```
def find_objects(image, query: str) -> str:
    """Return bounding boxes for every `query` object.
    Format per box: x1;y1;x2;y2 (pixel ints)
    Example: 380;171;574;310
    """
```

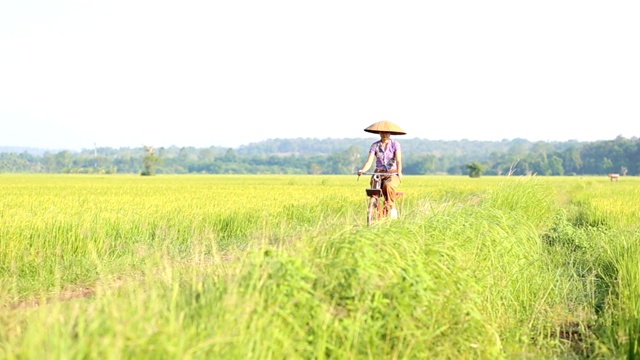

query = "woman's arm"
396;150;403;181
358;153;376;175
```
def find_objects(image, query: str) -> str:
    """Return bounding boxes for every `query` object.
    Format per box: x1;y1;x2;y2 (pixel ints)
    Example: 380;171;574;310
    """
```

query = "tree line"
1;136;638;176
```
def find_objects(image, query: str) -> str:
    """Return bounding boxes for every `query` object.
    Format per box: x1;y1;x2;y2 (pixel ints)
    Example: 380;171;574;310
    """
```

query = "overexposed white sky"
1;1;639;150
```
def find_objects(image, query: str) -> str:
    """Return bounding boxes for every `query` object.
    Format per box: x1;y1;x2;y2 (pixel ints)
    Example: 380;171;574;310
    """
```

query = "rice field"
1;174;639;359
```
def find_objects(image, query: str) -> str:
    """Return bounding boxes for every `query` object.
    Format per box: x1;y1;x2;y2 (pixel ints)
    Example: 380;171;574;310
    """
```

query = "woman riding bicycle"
357;120;406;218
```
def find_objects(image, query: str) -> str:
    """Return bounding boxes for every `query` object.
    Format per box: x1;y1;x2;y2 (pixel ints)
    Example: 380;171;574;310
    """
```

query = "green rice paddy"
1;174;639;359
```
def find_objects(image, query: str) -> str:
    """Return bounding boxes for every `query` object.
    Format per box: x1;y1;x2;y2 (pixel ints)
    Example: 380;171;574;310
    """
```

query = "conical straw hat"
364;120;406;135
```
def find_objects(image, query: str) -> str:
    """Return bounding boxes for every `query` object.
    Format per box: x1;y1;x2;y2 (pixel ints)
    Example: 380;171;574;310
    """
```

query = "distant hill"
1;137;586;158
0;146;69;156
1;136;637;175
234;137;585;158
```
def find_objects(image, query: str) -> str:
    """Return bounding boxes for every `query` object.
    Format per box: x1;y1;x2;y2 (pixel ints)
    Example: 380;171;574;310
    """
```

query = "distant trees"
327;146;361;174
404;154;437;174
1;136;638;175
465;162;484;178
141;146;160;176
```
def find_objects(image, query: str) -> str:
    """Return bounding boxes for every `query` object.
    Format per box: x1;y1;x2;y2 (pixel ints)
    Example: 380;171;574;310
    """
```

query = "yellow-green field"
1;174;639;359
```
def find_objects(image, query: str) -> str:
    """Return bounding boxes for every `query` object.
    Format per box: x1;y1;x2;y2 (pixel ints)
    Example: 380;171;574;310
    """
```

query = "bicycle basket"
366;188;383;197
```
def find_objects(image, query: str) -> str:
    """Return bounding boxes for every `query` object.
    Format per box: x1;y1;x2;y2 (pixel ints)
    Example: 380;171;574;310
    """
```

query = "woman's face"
379;132;391;141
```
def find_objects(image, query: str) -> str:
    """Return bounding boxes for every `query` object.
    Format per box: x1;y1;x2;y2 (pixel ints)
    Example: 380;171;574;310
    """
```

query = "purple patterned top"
369;139;401;171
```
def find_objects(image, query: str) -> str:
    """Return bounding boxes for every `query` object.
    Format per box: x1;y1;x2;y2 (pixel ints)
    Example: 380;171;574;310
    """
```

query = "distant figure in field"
608;173;620;182
357;120;406;219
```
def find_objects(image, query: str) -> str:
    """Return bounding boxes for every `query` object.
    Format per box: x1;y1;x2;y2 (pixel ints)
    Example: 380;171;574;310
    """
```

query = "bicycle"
358;172;404;226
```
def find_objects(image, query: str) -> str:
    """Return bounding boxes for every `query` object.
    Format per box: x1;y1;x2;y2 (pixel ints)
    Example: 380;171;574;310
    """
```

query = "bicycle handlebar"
357;172;399;181
359;172;398;176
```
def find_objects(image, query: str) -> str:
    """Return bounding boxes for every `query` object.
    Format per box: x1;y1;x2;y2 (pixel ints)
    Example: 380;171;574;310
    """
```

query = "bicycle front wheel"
367;196;379;226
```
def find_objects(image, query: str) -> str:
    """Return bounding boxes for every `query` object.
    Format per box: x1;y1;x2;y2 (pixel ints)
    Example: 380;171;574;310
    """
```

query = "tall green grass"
1;174;639;358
